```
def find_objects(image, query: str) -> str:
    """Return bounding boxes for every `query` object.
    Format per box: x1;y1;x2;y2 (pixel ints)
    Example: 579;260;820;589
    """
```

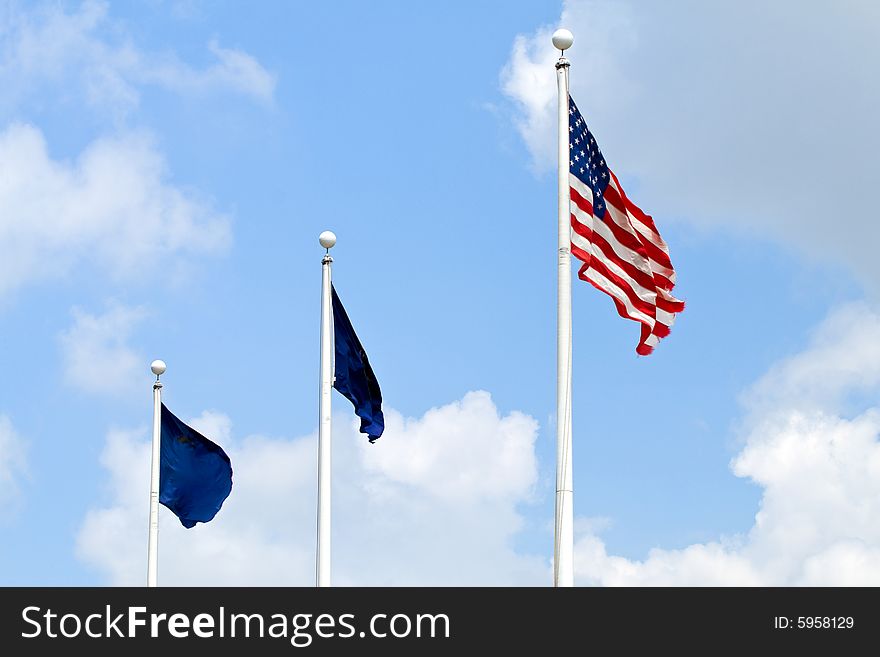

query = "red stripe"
652;270;676;293
652;322;671;338
638;324;654;355
656;295;685;313
570;243;592;267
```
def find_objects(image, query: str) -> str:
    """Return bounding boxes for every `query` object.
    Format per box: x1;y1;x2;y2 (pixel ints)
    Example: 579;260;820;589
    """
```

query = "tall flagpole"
553;28;575;588
147;358;166;588
317;230;337;587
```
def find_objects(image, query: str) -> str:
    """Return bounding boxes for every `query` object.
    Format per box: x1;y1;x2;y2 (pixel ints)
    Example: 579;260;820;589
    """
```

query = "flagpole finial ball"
552;28;574;52
150;360;167;376
319;231;337;249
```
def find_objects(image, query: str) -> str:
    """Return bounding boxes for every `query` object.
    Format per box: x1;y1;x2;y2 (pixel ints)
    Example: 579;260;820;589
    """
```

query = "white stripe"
644;333;660;347
656;307;676;328
569;174;594;206
583;267;654;327
658;287;683;305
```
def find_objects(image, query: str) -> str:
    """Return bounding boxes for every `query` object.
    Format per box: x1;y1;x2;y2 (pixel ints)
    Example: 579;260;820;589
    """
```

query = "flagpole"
317;230;337;587
553;28;575;588
147;358;166;588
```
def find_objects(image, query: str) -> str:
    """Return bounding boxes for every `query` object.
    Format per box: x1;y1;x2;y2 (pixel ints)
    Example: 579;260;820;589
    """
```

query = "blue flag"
160;403;233;528
332;285;385;443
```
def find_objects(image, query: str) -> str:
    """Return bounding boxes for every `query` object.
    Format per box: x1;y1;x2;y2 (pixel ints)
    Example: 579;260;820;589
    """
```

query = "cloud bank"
0;123;230;297
77;391;548;586
575;302;880;585
0;0;275;115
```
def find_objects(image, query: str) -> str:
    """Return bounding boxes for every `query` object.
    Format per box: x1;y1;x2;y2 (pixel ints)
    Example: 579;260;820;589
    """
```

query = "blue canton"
569;95;610;219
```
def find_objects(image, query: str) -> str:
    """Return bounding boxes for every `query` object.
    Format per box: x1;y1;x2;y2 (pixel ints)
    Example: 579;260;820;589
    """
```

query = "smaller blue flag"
332;285;385;443
160;404;233;528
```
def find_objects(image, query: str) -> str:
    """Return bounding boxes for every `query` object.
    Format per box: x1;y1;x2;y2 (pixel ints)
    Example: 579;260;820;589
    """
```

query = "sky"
0;0;878;586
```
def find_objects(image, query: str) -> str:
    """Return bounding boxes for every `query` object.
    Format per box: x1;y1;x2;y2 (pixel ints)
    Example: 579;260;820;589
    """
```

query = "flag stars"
570;103;613;211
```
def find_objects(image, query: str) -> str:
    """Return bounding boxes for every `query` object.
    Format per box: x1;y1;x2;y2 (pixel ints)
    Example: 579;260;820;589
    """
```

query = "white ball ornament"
552;28;574;52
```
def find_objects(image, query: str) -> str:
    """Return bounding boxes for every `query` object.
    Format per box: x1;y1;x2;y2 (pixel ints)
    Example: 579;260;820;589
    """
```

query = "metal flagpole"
317;230;337;587
553;28;575;588
147;358;166;587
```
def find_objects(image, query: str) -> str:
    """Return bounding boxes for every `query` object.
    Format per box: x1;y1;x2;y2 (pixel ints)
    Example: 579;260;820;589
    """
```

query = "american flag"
568;95;684;355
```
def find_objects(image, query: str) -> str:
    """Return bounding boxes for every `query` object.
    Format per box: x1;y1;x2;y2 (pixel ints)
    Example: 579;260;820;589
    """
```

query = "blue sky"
1;0;878;585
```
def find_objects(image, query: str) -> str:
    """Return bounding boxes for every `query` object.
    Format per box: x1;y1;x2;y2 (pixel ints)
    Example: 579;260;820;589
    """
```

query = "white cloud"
574;302;880;586
0;122;230;296
742;302;880;417
501;0;880;288
0;415;27;513
0;0;276;115
59;303;147;396
76;391;548;586
138;39;275;103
